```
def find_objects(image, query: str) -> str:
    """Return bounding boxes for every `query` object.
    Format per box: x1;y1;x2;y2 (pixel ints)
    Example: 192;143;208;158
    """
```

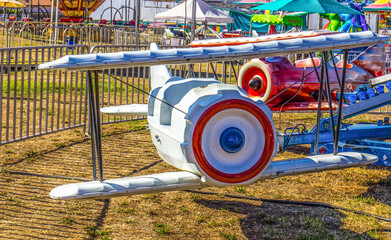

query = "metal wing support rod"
322;51;337;146
334;49;349;155
87;71;104;182
313;49;349;155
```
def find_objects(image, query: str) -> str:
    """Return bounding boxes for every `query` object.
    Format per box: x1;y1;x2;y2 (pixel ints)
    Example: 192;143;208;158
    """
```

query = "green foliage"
60;217;74;225
354;195;376;206
154;222;172;235
234;185;246;193
25;151;39;162
365;229;387;240
256;212;277;225
114;204;135;213
220;231;237;240
85;226;112;238
55;142;66;147
195;214;210;223
0;167;8;174
298;229;335;240
123;219;133;224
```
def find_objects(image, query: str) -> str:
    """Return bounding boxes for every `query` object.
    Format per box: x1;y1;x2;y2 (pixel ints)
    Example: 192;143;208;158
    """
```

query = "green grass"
85;226;112;238
220;231;237;240
154;222;172;235
0;167;8;174
123;219;133;224
60;217;74;225
1;72;149;101
114;206;135;214
354;195;376;206
25;150;39;162
234;185;246;193
256;212;277;225
365;229;388;240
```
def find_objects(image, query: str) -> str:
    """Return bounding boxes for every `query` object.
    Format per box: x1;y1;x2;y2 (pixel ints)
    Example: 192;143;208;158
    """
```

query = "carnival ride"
236;43;384;111
39;30;391;200
321;2;370;33
54;0;106;22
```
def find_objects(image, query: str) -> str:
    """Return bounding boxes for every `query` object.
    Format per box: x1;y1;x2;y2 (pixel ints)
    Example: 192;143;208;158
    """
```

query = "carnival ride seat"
294;58;321;68
335;60;353;69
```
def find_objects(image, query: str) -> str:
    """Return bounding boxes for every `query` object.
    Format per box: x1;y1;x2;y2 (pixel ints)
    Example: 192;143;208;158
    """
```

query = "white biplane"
39;30;389;200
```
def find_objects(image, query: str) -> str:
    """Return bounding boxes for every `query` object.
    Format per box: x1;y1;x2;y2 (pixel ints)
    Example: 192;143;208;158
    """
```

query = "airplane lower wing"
100;104;148;116
50;152;377;200
50;171;203;200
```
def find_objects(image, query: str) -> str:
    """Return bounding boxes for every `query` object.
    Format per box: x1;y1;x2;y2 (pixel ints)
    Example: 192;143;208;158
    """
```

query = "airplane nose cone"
248;76;263;91
219;127;245;153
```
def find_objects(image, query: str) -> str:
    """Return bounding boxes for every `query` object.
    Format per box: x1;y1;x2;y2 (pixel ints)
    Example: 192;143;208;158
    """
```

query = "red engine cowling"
238;56;372;108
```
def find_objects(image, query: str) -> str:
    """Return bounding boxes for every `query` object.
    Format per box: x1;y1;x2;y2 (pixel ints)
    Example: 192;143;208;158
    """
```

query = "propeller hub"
248;76;263;91
219;127;245;154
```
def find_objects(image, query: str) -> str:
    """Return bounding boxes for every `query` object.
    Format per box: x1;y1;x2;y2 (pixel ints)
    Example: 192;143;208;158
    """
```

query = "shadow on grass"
197;199;363;240
285;145;311;156
86;199;111;240
364;165;391;207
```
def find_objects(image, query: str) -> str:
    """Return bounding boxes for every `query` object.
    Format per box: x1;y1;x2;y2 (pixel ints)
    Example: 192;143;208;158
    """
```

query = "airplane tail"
150;43;172;90
352;43;386;77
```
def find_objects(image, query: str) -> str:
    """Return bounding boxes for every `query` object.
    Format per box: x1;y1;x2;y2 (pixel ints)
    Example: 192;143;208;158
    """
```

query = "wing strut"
87;71;104;182
312;49;349;155
334;49;349;155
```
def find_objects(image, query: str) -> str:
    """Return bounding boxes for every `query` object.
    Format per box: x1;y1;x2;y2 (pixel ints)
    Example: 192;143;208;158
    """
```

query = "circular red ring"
192;99;275;184
241;67;268;98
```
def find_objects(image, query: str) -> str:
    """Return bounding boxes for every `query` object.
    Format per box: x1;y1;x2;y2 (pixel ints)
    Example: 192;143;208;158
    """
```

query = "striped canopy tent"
155;0;233;23
363;0;391;12
234;0;270;5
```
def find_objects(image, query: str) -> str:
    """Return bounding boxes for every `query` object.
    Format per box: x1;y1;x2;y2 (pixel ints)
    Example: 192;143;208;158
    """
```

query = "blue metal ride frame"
282;72;391;166
284;119;391;166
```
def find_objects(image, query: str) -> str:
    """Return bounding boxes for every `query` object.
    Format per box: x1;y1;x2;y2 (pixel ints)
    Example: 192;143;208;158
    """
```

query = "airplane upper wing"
39;31;389;72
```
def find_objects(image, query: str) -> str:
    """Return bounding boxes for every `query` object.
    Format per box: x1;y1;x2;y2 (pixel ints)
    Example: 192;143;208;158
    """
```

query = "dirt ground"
1;116;391;240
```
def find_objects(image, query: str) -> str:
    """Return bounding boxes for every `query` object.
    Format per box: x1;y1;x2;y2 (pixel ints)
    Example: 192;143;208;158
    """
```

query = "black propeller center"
248;76;263;91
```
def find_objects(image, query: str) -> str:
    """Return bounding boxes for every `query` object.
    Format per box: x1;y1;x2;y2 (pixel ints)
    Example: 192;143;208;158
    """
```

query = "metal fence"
0;44;390;146
0;22;167;48
0;45;90;145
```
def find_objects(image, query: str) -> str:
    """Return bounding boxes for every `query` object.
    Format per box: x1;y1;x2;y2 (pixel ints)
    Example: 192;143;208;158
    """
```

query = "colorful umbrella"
0;0;25;8
363;0;391;11
252;0;363;15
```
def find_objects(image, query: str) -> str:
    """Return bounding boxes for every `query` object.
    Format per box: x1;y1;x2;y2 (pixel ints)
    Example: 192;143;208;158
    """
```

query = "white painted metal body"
148;77;278;186
100;104;148;116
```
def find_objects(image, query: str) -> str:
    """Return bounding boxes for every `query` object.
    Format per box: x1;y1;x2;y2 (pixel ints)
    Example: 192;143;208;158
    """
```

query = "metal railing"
0;45;89;145
0;22;167;48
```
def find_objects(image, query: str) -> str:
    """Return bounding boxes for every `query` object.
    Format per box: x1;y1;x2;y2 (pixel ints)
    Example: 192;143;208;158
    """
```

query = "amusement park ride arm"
39;31;389;200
